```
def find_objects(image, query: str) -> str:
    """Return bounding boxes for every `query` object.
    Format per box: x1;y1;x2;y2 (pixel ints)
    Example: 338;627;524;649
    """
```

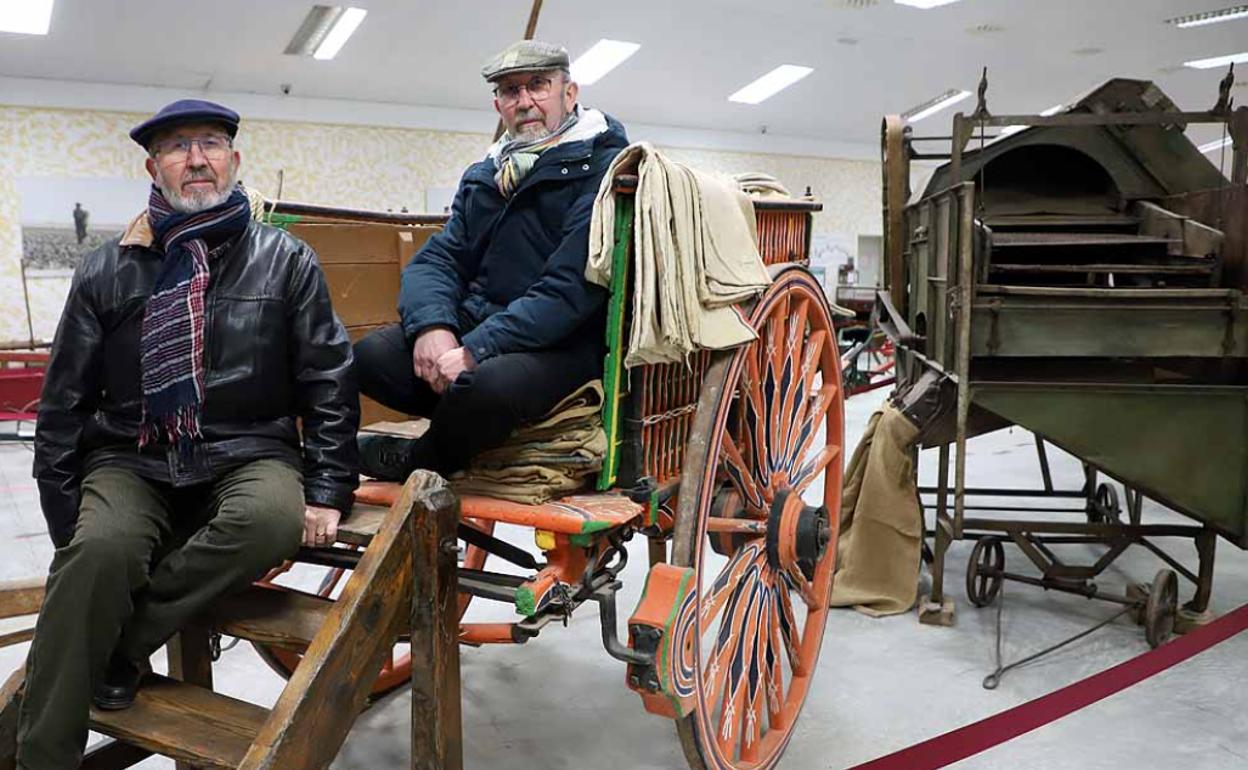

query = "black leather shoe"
357;433;417;481
92;655;149;711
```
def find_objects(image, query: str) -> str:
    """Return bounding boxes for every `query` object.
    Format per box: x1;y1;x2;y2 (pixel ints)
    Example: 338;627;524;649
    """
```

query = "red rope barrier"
849;602;1248;770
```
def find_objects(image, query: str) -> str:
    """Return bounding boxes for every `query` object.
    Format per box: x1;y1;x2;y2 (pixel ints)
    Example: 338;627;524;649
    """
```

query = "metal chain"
983;583;1135;690
209;631;242;662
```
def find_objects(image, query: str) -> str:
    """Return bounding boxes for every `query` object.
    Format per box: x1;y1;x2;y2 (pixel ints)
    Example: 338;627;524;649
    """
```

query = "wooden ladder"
0;471;462;770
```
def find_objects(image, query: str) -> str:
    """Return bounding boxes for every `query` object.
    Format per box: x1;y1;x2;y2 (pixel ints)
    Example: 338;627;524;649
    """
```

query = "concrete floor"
0;389;1245;769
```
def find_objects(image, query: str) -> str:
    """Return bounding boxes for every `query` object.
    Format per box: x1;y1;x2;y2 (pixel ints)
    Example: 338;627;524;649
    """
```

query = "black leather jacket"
33;220;359;547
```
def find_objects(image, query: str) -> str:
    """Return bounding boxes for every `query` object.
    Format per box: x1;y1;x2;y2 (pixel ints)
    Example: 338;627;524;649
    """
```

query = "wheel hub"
766;489;831;582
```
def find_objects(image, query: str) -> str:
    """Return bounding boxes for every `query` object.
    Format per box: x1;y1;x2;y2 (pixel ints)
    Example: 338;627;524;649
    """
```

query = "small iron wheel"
966;537;1005;608
1144;568;1178;649
1086;483;1121;525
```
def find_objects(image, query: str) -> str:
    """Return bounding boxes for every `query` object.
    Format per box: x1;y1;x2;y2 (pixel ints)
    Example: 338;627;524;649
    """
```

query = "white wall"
0;79;883;345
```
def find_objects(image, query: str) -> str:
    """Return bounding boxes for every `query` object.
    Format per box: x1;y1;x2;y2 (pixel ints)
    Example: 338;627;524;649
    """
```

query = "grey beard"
515;122;552;141
160;168;238;213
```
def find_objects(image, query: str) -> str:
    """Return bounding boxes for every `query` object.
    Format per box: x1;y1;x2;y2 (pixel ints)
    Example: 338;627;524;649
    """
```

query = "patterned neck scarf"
140;183;251;448
494;109;580;197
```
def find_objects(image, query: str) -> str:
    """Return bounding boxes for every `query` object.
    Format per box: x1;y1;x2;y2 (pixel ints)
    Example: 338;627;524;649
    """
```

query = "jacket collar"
119;210;254;255
120;211;154;248
465;111;627;188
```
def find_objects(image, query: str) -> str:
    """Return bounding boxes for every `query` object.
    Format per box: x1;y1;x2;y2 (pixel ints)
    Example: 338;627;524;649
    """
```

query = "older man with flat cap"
18;99;358;768
355;40;628;480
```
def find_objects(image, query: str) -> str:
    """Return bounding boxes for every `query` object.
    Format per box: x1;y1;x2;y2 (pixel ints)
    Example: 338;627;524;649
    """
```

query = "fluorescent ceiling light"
1199;137;1233;154
902;88;971;123
0;0;54;35
729;65;814;104
313;7;366;60
1167;5;1248;28
895;0;962;8
1183;51;1248;69
570;39;640;85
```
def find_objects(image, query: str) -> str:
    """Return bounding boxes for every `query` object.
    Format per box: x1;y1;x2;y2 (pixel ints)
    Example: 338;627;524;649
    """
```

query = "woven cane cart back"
598;179;821;491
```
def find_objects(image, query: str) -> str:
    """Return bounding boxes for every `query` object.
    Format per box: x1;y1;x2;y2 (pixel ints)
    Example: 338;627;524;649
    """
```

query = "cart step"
89;674;267;770
202;584;334;652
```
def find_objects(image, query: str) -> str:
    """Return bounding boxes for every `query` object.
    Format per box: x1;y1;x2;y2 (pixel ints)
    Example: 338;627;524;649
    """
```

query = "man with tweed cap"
355;40;629;480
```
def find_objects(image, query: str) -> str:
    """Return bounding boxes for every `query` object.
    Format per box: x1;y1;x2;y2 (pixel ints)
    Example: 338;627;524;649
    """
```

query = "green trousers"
17;459;305;770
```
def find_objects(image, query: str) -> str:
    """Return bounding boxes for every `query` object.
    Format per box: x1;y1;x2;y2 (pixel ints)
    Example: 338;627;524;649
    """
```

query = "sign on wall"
17;176;150;273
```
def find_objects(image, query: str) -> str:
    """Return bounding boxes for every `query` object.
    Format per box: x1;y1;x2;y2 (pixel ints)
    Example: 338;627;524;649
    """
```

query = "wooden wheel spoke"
764;305;789;475
764;588;788;731
742;356;769;481
707;517;767;536
775;582;806;677
782;330;828;464
713;572;765;760
788;384;841;480
721;433;766;510
791;569;820;610
700;544;764;630
775;300;811;455
792;444;842;494
703;564;761;722
740;589;774;762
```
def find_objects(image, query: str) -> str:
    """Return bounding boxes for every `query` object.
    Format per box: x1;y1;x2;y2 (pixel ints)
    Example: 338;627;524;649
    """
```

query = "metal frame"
881;73;1247;627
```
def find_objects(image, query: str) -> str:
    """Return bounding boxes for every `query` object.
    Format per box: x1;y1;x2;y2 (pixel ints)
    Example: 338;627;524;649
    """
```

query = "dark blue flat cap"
129;99;240;149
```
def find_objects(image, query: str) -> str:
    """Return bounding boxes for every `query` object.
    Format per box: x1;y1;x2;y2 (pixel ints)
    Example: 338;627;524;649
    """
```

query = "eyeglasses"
493;75;558;104
152;134;233;164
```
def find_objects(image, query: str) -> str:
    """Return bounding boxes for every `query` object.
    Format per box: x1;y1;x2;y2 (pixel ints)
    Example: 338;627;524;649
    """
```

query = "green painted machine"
876;73;1248;642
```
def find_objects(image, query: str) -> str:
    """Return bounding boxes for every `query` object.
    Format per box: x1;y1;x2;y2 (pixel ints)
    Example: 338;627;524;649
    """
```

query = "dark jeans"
16;460;304;770
353;324;602;474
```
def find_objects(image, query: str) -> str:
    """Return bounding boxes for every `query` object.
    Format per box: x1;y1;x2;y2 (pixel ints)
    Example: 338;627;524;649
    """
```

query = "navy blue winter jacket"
398;112;629;364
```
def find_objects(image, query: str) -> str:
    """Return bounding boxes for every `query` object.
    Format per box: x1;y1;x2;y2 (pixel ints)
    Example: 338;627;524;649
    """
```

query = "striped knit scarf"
140;184;251;448
494;110;580;197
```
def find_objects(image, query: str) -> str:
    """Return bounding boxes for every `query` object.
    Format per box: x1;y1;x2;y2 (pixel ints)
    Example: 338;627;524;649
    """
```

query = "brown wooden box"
290;223;441;427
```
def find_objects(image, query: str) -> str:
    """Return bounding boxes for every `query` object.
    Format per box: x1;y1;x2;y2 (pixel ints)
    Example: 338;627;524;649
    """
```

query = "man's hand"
412;327;459;389
432;346;476;393
303;504;341;547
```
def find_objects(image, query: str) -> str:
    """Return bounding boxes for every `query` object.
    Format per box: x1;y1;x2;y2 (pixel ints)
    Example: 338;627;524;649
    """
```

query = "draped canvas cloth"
586;143;772;367
449;380;607;504
829;402;924;617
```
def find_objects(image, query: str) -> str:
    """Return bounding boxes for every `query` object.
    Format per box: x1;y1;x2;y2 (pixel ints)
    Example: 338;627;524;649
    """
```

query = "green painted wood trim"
263;212;303;230
658;568;696;714
514;586;536;617
597;194;636;491
578;519;614;535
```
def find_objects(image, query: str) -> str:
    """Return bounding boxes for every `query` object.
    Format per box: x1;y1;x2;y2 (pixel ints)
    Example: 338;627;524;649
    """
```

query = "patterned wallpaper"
0;105;882;345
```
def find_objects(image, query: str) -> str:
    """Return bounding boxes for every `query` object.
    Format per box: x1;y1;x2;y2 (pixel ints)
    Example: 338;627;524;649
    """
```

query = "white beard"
158;165;239;213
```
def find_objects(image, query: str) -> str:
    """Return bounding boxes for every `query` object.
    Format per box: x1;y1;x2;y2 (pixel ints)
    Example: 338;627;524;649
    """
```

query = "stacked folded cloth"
449;380;607;505
732;171;792;199
587;142;773;367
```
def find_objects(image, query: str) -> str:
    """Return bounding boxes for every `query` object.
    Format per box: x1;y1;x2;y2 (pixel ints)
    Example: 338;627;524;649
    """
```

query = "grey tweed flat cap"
482;40;570;82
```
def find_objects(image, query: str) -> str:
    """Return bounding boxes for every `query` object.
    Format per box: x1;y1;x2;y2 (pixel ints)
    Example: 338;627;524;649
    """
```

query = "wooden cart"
0;178;843;769
271;178;844;768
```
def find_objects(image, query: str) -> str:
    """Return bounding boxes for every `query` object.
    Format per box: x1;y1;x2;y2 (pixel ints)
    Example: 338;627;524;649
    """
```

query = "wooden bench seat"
350;481;643;540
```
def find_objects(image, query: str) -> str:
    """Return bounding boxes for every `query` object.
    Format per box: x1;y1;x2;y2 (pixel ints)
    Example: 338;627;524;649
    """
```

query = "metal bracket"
1213;63;1235;115
588;578;654;668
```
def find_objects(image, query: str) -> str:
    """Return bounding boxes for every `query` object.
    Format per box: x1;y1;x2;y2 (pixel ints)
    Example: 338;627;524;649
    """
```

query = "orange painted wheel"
252;517;494;701
672;268;844;769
